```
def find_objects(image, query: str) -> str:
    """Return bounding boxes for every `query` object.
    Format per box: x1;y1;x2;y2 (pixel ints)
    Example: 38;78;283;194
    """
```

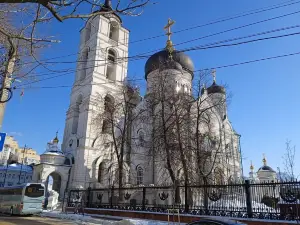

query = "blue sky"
3;0;300;177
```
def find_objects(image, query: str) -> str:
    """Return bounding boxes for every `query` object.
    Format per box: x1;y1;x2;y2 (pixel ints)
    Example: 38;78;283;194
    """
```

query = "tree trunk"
0;44;16;130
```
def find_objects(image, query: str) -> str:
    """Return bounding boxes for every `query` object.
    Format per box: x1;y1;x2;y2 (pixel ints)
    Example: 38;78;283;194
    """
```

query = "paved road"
0;215;77;225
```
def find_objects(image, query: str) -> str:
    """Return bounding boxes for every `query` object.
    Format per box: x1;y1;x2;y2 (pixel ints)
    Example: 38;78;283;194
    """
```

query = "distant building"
15;147;40;165
249;155;277;182
0;135;40;166
0;163;33;187
0;136;19;165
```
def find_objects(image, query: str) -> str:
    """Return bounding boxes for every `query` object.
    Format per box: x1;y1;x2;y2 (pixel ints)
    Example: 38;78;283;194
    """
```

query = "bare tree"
282;140;298;181
0;0;152;22
0;4;57;128
0;0;151;127
92;81;141;196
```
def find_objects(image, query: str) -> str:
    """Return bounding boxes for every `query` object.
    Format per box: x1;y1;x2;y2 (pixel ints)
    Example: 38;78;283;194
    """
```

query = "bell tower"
61;1;129;188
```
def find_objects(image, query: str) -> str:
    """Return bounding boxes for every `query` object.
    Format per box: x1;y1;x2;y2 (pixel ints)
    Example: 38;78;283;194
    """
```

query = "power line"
15;50;300;90
13;0;300;67
183;31;300;52
14;26;300;87
42;9;300;66
131;0;300;44
38;24;300;65
143;9;300;55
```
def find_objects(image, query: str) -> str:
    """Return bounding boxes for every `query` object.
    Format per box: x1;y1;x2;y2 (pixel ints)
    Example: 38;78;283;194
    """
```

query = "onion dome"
145;18;194;80
257;154;275;172
53;132;59;144
206;80;226;95
145;50;194;80
250;161;254;171
201;69;226;95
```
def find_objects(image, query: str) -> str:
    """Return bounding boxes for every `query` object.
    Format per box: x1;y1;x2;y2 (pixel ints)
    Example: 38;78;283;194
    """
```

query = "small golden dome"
53;132;59;144
262;154;267;166
250;161;254;170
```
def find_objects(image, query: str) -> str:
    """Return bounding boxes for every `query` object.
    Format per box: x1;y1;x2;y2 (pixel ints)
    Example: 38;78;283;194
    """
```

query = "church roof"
206;80;226;95
258;165;276;173
42;151;65;156
0;163;33;172
145;50;194;80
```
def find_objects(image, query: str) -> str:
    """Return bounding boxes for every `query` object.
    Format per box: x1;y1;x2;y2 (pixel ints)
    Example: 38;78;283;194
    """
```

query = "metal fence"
67;180;300;221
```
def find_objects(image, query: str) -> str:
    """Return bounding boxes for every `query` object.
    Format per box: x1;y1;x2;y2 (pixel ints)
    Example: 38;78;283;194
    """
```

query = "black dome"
258;165;275;172
145;50;194;80
206;81;226;95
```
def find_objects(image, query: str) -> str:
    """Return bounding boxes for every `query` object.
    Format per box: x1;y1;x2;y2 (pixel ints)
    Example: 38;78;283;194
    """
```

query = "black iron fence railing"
67;180;300;221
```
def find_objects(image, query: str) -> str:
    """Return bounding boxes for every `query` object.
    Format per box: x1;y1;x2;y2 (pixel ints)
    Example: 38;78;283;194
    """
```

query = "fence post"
87;187;91;208
68;190;72;207
142;187;146;210
184;181;189;213
110;185;114;208
244;180;253;218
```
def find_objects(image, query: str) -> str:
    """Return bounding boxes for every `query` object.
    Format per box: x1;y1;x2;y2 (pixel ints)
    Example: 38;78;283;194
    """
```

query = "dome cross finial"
250;160;254;171
212;69;216;83
262;153;267;166
53;131;59;144
164;18;175;57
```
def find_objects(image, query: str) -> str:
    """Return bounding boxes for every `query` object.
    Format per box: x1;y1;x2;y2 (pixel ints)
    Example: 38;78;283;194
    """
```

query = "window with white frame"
109;21;119;42
136;166;143;185
138;130;145;147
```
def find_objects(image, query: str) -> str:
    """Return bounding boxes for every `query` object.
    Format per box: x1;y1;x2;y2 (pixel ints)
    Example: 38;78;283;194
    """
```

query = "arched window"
102;119;111;134
80;49;89;80
138;130;145;147
106;49;117;81
108;50;116;63
214;168;224;185
72;95;82;134
98;162;105;183
136;166;143;185
109;21;119;42
104;95;115;113
184;85;187;93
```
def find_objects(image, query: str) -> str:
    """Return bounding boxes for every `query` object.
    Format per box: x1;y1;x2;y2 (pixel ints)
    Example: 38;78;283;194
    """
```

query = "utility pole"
0;43;17;131
18;144;26;184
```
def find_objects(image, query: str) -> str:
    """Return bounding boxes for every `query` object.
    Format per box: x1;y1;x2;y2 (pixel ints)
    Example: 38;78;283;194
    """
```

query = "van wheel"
10;208;13;216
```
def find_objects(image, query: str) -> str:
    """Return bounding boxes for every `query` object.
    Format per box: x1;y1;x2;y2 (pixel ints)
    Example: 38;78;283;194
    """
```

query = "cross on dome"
262;153;267;166
212;69;217;83
164;18;175;56
53;131;59;144
250;161;254;171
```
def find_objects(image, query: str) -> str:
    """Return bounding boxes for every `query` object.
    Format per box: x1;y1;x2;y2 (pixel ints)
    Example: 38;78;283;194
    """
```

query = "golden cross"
164;18;175;41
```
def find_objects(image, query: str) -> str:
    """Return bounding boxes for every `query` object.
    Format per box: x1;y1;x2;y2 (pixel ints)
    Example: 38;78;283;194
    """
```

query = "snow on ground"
41;210;180;225
41;211;98;225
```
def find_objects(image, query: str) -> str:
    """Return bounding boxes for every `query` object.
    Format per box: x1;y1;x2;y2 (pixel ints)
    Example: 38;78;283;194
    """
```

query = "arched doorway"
46;172;62;197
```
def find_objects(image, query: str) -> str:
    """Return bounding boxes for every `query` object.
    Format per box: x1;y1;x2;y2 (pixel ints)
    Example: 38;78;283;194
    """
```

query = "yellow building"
15;147;40;165
4;136;19;150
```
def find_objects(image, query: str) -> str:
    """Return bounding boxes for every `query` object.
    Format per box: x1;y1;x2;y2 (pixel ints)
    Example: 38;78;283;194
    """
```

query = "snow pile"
125;219;174;225
41;211;92;224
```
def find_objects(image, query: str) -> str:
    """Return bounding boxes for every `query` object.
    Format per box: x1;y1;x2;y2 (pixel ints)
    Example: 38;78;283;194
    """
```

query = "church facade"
59;2;243;192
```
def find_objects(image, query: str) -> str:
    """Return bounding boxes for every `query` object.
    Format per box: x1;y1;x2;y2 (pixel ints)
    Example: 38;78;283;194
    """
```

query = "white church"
32;0;243;200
